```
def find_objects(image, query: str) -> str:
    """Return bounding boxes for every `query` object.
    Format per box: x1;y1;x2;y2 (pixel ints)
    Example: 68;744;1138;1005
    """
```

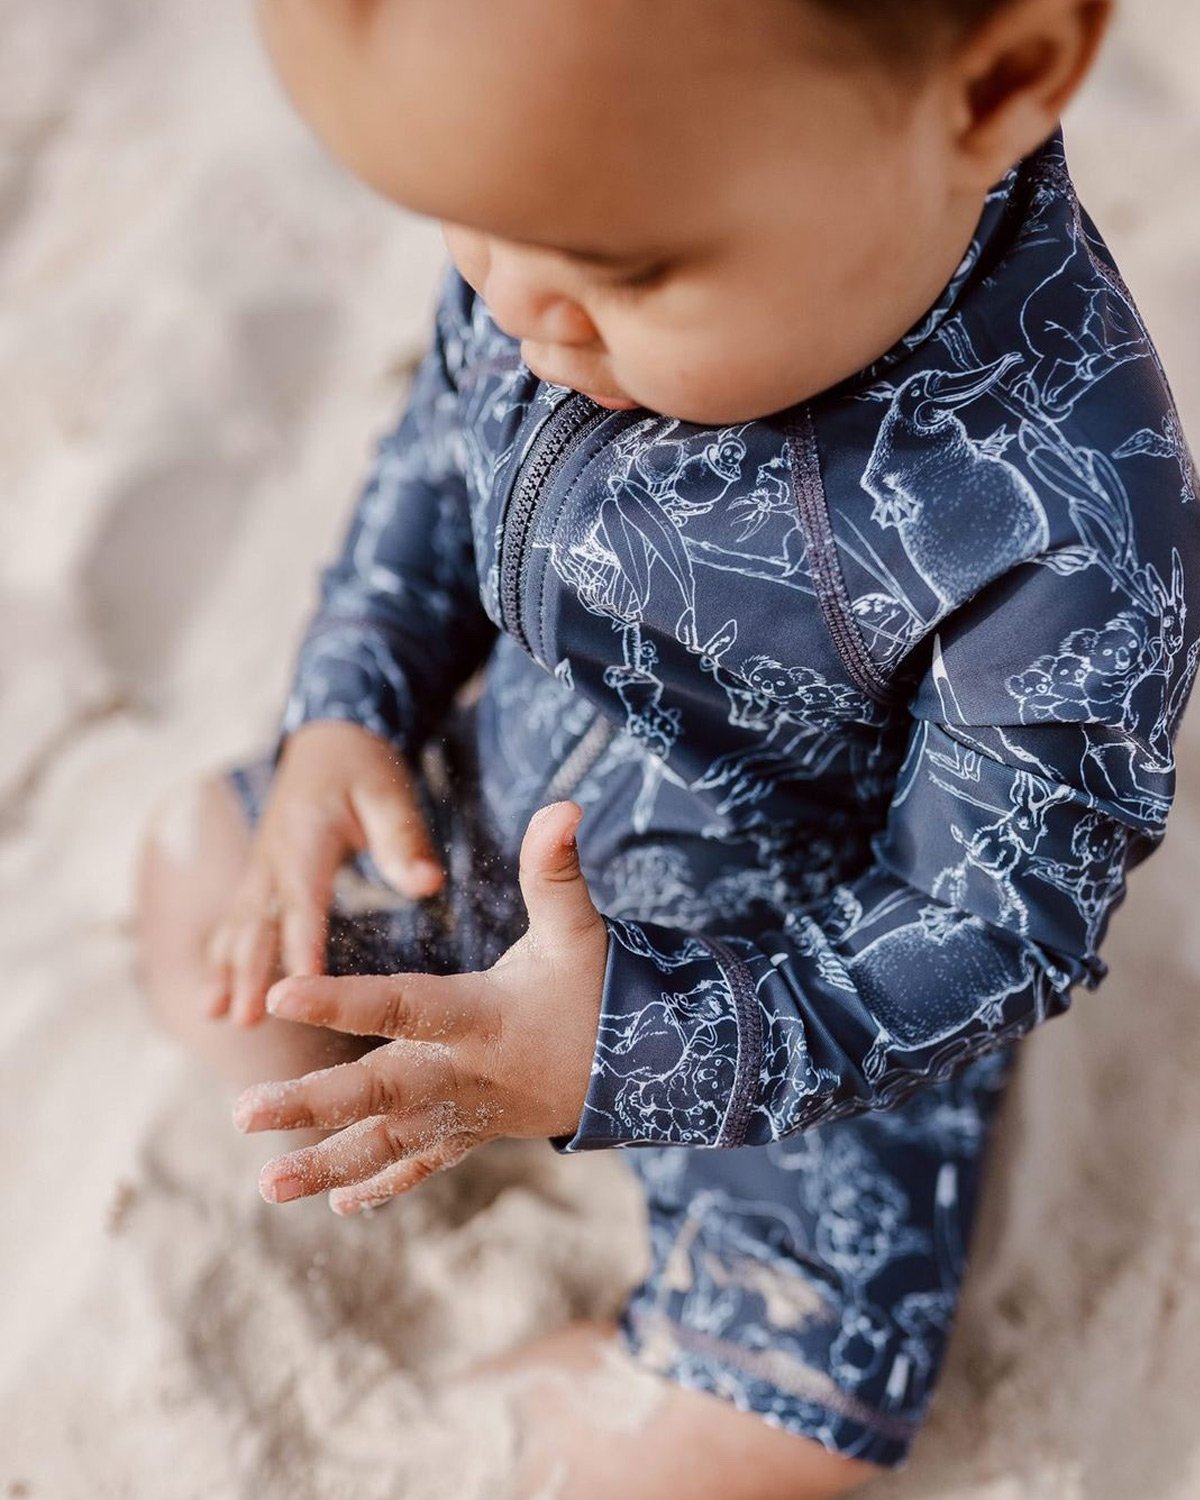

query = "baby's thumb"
518;801;598;946
349;780;444;899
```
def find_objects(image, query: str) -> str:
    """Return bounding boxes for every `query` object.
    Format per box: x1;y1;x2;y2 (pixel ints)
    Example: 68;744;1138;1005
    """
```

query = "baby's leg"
133;770;379;1145
451;1042;1019;1499
457;1320;878;1500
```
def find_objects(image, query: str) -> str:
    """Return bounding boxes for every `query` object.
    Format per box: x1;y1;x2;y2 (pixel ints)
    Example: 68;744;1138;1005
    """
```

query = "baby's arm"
274;261;495;767
547;538;1200;1152
206;264;495;1023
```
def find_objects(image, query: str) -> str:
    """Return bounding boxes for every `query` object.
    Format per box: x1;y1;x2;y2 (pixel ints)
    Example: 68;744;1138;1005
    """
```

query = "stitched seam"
628;1313;921;1442
700;936;762;1149
785;409;901;707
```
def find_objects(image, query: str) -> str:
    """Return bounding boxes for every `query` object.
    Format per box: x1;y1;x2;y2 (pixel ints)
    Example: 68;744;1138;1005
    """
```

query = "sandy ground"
2;4;1199;1497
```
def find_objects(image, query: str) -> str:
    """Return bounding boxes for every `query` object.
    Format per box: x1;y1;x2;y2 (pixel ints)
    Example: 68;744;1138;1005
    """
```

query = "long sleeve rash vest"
276;130;1200;1153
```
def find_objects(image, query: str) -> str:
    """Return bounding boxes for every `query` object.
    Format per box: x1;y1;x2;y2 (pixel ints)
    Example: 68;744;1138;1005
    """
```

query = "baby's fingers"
252;1107;452;1205
279;897;329;981
349;774;444;899
228;907;282;1027
272;815;343;977
328;1130;478;1215
265;970;480;1042
233;1038;453;1135
202;921;234;1020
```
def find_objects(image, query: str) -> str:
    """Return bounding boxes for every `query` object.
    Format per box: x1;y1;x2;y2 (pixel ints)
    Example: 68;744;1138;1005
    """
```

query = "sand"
2;3;1199;1496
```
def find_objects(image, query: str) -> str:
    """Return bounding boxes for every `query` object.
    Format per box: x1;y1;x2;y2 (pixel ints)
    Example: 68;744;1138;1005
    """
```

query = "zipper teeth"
499;393;611;654
545;711;615;800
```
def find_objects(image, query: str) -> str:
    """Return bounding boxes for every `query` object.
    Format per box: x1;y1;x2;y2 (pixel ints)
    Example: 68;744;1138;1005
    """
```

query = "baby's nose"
492;285;594;346
488;281;598;348
442;225;599;349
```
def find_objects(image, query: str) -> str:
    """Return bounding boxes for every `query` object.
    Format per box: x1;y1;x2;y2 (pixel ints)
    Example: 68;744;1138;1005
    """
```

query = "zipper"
544;708;615;801
499;386;648;800
498;390;613;656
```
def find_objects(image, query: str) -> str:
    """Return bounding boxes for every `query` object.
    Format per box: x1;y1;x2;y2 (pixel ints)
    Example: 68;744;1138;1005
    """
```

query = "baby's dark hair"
806;0;1012;58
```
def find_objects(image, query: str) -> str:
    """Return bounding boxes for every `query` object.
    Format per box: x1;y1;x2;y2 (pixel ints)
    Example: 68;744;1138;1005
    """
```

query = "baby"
135;0;1200;1495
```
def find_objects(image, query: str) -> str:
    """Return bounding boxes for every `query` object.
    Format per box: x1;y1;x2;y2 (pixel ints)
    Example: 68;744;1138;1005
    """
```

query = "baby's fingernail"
236;1081;285;1129
232;1092;265;1131
265;986;301;1018
261;1172;303;1204
330;1196;358;1216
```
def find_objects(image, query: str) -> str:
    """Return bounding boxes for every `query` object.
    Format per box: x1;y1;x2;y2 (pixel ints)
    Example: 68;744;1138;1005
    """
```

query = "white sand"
1;4;1199;1496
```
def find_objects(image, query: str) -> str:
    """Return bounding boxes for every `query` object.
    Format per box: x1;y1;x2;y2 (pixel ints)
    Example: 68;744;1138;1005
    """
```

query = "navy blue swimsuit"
224;129;1200;1467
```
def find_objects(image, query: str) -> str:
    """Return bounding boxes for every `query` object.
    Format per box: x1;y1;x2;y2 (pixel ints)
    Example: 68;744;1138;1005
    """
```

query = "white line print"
861;355;1049;613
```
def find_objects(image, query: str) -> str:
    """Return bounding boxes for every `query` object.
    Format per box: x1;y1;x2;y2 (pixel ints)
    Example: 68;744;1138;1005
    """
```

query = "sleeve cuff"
272;629;422;768
547;914;763;1152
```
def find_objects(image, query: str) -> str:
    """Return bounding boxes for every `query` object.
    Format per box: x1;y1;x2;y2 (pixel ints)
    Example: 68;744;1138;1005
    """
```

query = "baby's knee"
137;771;238;878
132;770;248;1012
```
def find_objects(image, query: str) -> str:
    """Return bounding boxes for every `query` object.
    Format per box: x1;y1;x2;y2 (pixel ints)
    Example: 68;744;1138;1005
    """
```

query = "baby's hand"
230;801;606;1212
204;720;445;1027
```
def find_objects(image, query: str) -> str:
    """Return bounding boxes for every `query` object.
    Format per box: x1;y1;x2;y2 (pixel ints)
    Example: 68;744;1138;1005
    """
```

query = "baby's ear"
947;0;1113;188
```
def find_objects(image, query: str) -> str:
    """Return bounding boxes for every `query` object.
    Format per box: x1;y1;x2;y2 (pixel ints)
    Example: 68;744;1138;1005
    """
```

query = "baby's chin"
522;348;640;413
523;344;798;425
568;380;800;426
581;389;640;411
602;369;824;427
627;390;810;427
538;355;812;426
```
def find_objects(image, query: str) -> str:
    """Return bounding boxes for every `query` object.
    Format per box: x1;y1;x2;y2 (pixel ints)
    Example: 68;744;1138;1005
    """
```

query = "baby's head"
258;0;1111;424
